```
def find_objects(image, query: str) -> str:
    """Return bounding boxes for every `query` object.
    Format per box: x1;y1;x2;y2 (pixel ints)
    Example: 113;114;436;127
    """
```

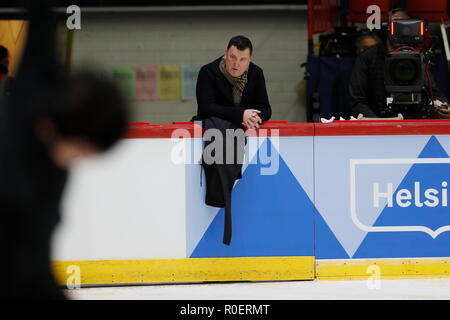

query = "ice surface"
66;278;450;300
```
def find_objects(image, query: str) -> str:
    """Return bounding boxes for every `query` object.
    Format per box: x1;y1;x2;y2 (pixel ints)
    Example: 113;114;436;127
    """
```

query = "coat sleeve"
425;65;449;104
196;66;246;124
253;69;272;122
349;53;377;117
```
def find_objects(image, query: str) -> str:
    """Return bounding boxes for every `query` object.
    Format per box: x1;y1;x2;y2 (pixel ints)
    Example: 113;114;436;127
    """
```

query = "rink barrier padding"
316;258;450;281
53;120;450;284
53;256;315;286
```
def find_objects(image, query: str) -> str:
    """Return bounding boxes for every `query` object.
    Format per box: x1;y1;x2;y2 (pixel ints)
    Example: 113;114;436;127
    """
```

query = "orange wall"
0;20;27;76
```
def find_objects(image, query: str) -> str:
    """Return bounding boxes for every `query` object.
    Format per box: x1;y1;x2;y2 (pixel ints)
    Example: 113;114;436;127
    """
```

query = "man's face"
224;45;251;78
35;118;99;169
357;37;379;54
50;138;98;169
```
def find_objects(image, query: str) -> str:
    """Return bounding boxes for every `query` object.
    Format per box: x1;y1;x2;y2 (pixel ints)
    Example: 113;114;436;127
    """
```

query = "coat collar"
210;56;254;103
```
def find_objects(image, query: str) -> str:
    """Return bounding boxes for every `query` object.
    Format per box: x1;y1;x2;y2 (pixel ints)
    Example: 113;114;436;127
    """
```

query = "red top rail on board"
124;120;450;139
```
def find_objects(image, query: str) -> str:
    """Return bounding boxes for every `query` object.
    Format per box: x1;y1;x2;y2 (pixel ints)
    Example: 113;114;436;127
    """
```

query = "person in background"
0;1;129;300
0;45;13;95
332;33;381;119
0;45;9;77
355;33;381;55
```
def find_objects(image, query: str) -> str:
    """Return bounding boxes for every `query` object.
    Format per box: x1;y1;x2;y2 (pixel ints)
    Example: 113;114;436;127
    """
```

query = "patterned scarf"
219;57;248;106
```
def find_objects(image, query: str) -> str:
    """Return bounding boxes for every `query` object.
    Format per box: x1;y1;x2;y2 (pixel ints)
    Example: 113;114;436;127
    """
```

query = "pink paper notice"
135;66;157;101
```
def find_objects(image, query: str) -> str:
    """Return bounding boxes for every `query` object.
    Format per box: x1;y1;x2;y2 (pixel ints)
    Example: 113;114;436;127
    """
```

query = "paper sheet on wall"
112;67;135;101
135;66;157;101
157;65;181;100
181;65;200;101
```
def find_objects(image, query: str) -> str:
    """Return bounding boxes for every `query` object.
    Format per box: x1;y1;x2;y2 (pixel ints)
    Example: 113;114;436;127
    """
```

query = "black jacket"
332;68;353;119
195;57;272;124
349;43;448;118
0;2;67;300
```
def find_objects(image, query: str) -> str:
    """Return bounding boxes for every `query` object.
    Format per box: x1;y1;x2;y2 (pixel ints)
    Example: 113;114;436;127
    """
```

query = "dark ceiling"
0;0;308;8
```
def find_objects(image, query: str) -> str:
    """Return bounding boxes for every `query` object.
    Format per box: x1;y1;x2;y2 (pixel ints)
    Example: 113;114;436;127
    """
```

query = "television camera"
383;18;440;118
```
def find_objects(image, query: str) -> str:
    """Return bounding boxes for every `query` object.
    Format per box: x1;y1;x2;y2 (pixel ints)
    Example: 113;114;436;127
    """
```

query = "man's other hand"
435;103;450;119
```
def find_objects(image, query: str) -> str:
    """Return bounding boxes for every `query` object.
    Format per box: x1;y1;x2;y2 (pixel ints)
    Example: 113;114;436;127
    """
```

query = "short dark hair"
38;71;129;151
355;33;381;47
227;35;253;55
388;8;411;21
0;45;8;61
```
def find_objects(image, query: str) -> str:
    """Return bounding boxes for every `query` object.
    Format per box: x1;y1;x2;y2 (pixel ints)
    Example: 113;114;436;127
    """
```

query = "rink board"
52;121;450;285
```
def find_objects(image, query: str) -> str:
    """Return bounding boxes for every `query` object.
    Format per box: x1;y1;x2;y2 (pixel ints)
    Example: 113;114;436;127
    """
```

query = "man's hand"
434;103;450;119
242;109;262;129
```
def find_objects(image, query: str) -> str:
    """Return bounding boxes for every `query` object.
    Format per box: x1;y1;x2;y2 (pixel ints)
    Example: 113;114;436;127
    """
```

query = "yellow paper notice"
157;65;181;100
